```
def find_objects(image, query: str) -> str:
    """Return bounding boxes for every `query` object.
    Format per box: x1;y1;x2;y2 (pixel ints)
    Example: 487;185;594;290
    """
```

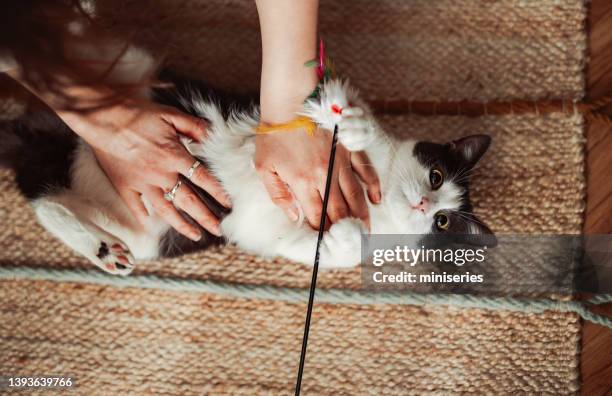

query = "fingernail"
369;190;381;204
190;231;202;241
211;224;223;237
223;194;233;208
289;208;299;222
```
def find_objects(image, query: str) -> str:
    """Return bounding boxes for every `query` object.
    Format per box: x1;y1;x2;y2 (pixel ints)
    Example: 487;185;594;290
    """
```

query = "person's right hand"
59;98;231;241
255;127;381;229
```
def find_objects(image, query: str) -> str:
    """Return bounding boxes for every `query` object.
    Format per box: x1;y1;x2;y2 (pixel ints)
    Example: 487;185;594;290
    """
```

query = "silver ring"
186;160;201;180
163;179;182;202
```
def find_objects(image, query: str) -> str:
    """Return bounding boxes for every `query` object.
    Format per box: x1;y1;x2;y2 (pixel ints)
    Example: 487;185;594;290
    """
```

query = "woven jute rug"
0;0;587;394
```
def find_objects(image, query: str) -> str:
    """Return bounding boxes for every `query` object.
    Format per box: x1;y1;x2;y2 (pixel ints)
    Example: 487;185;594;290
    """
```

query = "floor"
581;0;612;394
0;2;609;392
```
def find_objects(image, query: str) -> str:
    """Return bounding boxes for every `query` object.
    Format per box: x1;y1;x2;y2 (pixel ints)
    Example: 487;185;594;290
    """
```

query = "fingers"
143;186;203;242
172;182;222;236
339;166;370;228
163;110;208;142
260;170;300;222
119;189;149;227
293;184;324;229
163;108;229;208
324;172;350;224
177;155;231;208
351;151;381;204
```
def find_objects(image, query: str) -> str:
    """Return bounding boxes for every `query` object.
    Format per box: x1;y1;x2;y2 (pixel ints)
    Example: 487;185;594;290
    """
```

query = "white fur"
33;79;466;274
34;199;135;275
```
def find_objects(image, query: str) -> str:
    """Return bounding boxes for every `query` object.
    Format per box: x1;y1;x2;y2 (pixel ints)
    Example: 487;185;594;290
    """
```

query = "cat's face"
386;134;495;245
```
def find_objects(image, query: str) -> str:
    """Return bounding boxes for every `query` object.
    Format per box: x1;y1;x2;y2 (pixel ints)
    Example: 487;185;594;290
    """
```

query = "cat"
0;76;495;275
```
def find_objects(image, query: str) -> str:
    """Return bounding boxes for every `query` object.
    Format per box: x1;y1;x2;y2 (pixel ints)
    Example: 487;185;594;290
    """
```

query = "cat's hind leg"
319;217;366;268
33;197;135;275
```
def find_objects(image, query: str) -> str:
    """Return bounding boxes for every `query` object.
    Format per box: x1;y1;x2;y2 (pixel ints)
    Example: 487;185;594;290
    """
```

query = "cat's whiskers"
455;210;488;227
451;166;474;184
392;155;418;186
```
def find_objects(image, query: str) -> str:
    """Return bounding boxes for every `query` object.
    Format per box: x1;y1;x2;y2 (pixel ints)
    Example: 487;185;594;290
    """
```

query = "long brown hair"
0;0;157;109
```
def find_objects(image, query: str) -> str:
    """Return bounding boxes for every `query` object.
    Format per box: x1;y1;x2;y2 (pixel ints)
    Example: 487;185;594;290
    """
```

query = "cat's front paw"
320;218;366;269
337;107;376;152
94;240;135;276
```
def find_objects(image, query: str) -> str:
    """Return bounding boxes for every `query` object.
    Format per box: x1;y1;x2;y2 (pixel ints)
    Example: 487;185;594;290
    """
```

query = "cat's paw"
337;107;376;151
94;239;135;276
320;218;366;269
301;79;352;131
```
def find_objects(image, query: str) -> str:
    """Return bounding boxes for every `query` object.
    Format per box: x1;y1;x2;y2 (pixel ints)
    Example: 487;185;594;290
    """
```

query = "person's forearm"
8;68;116;108
5;37;154;117
5;69;126;146
256;0;319;124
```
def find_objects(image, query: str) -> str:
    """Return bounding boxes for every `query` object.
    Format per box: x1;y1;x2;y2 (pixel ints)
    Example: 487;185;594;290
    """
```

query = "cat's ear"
462;214;497;247
448;212;497;247
451;134;491;168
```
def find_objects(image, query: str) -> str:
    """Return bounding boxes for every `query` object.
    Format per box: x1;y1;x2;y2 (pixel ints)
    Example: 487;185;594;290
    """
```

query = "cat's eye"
435;212;449;230
429;168;444;190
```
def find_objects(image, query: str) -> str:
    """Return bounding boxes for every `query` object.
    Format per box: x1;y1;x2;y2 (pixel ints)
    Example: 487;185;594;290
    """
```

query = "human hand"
59;99;231;240
256;0;379;228
255;128;381;229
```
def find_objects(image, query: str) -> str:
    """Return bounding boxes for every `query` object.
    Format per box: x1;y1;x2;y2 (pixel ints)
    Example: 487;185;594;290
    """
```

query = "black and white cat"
0;77;495;275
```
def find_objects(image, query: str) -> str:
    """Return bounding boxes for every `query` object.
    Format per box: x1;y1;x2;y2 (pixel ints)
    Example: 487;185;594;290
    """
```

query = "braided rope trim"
1;266;610;329
369;96;612;124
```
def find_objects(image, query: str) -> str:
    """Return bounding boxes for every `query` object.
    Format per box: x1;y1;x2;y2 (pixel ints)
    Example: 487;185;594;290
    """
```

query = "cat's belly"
219;178;298;257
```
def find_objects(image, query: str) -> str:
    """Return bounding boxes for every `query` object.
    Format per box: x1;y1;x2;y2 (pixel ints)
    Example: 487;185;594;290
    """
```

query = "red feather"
317;39;325;80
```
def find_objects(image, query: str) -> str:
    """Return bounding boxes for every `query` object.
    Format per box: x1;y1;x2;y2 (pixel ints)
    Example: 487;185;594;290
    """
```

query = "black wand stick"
294;125;339;395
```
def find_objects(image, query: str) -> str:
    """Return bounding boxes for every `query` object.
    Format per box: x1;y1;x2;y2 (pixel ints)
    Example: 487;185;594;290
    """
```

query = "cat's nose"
411;197;429;213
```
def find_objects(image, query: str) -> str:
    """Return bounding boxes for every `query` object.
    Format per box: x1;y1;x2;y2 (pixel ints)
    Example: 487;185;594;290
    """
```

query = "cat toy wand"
294;124;339;396
294;39;341;395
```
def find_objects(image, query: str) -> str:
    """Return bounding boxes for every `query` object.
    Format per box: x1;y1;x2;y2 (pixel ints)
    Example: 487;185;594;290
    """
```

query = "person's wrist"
260;65;318;124
56;98;132;148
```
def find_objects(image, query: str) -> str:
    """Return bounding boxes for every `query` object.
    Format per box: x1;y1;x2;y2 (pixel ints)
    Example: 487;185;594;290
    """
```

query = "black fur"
0;71;255;258
158;176;229;257
413;135;495;246
154;71;255;256
154;70;256;118
0;72;495;257
0;111;77;200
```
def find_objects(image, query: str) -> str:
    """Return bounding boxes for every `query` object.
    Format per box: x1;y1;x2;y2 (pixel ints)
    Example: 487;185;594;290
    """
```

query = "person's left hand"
59;98;231;240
